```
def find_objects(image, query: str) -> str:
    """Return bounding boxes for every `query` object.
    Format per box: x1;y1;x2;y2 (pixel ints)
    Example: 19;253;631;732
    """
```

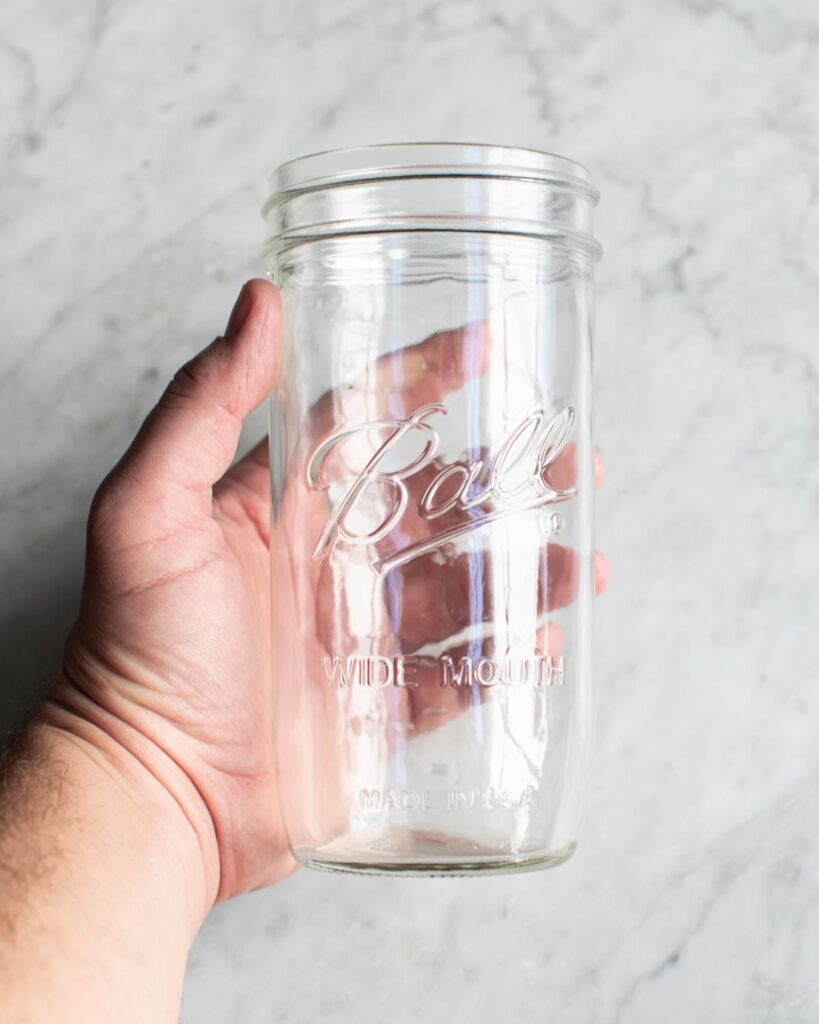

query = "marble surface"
1;0;817;1020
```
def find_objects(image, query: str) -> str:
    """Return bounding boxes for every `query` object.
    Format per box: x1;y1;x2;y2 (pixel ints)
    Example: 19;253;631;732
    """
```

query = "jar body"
264;147;598;876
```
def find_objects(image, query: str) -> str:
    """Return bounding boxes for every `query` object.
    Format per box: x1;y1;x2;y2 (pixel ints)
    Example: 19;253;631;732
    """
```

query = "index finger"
305;319;491;442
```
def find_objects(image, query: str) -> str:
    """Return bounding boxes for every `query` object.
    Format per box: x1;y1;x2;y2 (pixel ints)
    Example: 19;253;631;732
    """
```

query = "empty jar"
261;143;601;876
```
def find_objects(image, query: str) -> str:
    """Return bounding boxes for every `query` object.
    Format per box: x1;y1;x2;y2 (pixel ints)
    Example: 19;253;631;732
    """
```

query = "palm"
62;436;293;900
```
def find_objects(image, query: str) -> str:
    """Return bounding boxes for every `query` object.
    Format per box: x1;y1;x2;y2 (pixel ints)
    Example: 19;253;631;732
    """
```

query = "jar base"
294;841;576;878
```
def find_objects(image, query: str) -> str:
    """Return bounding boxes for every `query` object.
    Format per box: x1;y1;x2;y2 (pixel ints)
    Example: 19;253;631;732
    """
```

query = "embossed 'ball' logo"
306;403;576;575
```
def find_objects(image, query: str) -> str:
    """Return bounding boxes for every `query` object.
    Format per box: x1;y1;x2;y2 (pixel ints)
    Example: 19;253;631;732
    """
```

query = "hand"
55;279;291;906
52;279;610;904
1;280;609;1023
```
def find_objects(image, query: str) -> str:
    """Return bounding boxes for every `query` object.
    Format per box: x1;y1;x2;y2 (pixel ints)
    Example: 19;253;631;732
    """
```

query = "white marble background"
1;0;817;1020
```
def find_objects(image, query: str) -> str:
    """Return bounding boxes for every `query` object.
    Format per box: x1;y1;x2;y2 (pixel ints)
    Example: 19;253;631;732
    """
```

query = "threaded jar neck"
261;143;601;263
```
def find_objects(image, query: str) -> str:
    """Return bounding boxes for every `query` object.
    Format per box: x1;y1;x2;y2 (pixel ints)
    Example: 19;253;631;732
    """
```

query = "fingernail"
225;282;254;340
594;451;606;489
595;550;610;594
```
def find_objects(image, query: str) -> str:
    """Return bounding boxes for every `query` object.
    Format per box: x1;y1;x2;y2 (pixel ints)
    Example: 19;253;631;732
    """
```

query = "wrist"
0;698;216;1021
40;678;220;931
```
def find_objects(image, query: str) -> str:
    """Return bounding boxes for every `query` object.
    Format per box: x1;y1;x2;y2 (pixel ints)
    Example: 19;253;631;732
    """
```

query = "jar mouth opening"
263;142;599;214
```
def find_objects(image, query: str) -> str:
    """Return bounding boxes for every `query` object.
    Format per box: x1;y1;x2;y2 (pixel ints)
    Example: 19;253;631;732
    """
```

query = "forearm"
0;702;212;1023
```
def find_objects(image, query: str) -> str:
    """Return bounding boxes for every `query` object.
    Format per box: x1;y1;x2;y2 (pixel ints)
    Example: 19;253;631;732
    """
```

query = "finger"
595;549;610;594
213;435;272;548
537;620;564;657
374;320;491;410
215;435;270;517
278;320;493;614
541;444;606;493
114;280;281;508
405;622;565;735
595;452;606;490
307;319;491;440
385;541;579;655
387;538;610;655
235;320;492;506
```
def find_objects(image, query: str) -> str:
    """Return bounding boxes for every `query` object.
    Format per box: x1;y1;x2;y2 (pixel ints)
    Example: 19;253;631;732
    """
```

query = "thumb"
116;278;281;505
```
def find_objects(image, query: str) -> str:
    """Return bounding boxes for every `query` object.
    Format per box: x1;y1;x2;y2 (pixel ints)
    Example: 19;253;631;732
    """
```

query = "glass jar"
261;143;601;876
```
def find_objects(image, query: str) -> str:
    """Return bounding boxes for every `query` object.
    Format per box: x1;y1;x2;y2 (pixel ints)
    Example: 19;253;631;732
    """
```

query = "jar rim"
263;142;598;214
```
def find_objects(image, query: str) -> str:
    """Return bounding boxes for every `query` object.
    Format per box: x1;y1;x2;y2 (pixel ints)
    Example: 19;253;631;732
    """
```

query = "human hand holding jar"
51;143;606;900
0;141;607;1024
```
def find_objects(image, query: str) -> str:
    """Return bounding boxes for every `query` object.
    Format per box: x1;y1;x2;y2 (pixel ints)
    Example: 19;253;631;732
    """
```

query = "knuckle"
87;474;129;543
159;358;203;410
160;339;225;412
89;474;115;521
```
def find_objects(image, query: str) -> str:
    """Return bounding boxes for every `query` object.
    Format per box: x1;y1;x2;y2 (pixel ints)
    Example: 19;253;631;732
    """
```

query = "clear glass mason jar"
261;143;601;876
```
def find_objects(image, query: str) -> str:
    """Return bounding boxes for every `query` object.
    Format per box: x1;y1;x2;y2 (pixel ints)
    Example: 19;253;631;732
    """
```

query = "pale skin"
0;280;609;1023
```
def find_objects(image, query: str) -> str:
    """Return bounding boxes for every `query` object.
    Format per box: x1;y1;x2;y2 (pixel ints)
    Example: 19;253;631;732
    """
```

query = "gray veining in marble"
1;0;817;1021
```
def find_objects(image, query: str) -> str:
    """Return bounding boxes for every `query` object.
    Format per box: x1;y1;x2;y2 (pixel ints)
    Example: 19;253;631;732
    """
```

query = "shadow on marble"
0;547;82;746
